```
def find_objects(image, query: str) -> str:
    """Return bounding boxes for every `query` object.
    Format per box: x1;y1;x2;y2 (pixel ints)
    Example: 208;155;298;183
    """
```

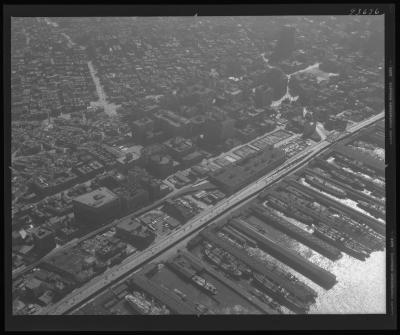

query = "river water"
309;251;386;314
249;232;386;314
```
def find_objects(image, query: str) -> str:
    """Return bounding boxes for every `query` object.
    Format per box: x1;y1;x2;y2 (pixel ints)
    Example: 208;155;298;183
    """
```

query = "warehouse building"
209;146;286;194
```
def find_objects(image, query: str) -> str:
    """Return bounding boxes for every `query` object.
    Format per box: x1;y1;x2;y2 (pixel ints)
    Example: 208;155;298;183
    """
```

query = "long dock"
314;158;385;198
305;167;385;207
130;272;197;314
178;251;279;314
200;229;323;299
249;205;342;261
287;179;385;235
333;144;385;175
227;220;337;289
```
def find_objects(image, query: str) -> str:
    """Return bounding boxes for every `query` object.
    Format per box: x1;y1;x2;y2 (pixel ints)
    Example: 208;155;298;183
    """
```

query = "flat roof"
118;145;143;156
116;217;142;232
73;187;119;208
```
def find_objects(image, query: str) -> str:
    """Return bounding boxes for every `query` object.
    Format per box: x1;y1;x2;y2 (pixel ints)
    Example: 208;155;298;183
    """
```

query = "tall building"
72;187;121;227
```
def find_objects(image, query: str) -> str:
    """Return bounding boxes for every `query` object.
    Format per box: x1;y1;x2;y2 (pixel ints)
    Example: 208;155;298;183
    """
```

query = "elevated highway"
38;112;384;315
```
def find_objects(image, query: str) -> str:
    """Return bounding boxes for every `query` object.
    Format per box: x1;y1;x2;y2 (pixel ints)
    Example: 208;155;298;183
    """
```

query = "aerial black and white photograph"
5;5;395;326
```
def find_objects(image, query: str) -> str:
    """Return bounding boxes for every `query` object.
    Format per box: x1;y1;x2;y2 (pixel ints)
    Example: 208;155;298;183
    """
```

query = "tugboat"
191;275;218;295
304;174;347;198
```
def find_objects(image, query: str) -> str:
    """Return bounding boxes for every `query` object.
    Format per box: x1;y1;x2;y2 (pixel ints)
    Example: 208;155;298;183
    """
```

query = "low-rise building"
115;218;155;250
209;146;286;194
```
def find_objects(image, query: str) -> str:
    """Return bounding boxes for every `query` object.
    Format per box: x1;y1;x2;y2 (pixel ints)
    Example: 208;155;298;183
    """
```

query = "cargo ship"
252;273;313;314
307;201;384;250
266;195;288;212
125;293;151;314
251;288;283;314
335;160;385;195
273;192;316;225
330;210;385;251
217;231;244;250
304;174;347;198
328;169;366;191
334;153;377;178
252;204;341;260
275;191;310;208
317;158;367;191
266;196;314;225
237;262;253;278
311;202;379;251
203;247;242;278
286;185;315;202
210;244;244;277
312;223;369;260
191;275;218;295
125;292;170;315
357;200;385;220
